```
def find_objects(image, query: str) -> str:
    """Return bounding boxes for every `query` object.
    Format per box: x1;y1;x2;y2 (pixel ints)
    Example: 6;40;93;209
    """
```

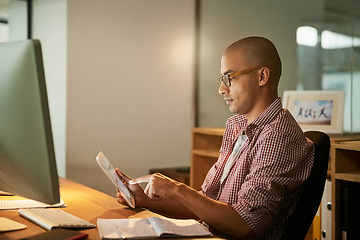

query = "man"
116;36;314;239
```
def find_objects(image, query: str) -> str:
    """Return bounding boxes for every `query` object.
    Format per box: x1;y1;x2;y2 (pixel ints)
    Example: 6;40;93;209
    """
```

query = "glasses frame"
218;65;265;87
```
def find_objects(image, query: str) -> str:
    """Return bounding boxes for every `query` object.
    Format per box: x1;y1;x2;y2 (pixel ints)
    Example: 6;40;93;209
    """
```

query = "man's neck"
244;96;278;123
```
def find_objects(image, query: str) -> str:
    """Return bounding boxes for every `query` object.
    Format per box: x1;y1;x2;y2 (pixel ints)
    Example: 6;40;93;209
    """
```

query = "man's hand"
115;168;149;208
130;173;181;200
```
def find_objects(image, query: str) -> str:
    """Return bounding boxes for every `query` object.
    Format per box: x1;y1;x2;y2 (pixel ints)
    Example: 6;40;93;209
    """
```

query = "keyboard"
18;208;96;230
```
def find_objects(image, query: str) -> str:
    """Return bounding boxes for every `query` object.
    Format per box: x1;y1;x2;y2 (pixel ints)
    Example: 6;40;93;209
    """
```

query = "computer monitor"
0;39;60;204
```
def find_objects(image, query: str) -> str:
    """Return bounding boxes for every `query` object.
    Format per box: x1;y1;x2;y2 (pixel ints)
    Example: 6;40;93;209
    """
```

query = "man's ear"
258;67;270;87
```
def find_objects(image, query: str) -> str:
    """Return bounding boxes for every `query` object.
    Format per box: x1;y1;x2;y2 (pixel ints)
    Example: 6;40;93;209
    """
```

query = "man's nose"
218;81;229;95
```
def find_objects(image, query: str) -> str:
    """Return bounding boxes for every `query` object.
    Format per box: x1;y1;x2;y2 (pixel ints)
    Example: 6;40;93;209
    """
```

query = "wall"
8;0;27;41
196;0;324;127
66;0;195;196
32;0;67;177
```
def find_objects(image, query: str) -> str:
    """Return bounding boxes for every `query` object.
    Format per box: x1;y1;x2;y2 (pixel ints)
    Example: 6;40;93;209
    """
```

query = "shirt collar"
248;97;283;129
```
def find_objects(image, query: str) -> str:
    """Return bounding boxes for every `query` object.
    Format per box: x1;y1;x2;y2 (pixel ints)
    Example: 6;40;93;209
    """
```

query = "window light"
297;26;318;47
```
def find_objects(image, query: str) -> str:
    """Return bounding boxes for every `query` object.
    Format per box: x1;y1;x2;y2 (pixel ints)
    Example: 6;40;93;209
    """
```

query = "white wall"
66;0;195;196
32;0;67;177
8;0;27;41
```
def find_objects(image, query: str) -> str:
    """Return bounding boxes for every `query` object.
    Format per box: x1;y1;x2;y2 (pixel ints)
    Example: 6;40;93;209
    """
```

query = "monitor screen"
0;39;60;204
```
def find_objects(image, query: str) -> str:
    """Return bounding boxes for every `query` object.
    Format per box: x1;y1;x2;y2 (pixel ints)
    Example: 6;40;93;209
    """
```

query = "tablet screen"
96;151;135;208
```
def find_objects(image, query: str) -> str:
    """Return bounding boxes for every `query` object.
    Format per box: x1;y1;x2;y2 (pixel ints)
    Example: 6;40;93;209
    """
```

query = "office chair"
281;131;330;240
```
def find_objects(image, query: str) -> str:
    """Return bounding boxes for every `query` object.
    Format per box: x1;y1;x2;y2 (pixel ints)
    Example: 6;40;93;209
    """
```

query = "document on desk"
0;198;66;210
97;217;212;239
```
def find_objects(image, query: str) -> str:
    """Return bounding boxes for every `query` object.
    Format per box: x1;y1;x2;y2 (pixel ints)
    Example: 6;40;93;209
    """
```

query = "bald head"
224;36;282;82
219;37;282;121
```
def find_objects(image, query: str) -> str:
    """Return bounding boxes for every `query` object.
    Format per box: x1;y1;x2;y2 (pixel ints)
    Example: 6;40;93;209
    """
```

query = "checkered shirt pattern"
201;97;315;240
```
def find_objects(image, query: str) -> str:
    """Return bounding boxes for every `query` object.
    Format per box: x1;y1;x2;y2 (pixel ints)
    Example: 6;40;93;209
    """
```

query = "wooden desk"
1;178;142;239
1;178;219;240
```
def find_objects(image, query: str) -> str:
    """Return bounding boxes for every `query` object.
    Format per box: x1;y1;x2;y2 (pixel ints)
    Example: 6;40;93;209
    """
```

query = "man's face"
218;52;260;118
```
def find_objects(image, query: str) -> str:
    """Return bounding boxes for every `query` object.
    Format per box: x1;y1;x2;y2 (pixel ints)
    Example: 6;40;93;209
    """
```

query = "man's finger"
129;175;152;184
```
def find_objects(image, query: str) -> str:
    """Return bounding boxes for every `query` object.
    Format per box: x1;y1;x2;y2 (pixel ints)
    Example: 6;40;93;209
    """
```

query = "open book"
97;217;212;239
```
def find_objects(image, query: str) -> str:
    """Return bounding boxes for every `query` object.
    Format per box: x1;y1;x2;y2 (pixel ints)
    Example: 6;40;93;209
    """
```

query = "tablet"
96;151;135;208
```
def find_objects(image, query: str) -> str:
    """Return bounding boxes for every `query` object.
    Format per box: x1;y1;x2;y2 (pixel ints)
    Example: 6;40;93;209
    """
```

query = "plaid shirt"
201;97;315;239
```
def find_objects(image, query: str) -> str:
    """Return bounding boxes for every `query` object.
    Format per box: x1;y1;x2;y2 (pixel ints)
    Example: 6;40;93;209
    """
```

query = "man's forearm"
173;183;256;239
143;197;198;219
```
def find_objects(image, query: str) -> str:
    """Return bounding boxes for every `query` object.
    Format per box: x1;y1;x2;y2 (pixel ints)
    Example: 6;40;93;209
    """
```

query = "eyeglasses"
218;66;264;87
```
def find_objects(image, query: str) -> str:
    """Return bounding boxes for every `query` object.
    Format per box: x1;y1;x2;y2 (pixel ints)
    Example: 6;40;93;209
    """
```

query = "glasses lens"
218;76;223;84
218;75;231;87
223;75;230;87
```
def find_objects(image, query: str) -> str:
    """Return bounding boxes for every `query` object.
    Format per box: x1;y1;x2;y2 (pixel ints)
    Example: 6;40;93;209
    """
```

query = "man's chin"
229;107;239;114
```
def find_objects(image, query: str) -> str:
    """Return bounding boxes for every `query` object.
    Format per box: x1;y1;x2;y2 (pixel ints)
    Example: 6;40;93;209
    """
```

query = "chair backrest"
281;131;330;240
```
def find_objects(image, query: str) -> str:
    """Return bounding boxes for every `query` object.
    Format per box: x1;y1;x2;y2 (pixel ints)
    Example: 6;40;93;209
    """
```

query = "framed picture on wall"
282;90;345;134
